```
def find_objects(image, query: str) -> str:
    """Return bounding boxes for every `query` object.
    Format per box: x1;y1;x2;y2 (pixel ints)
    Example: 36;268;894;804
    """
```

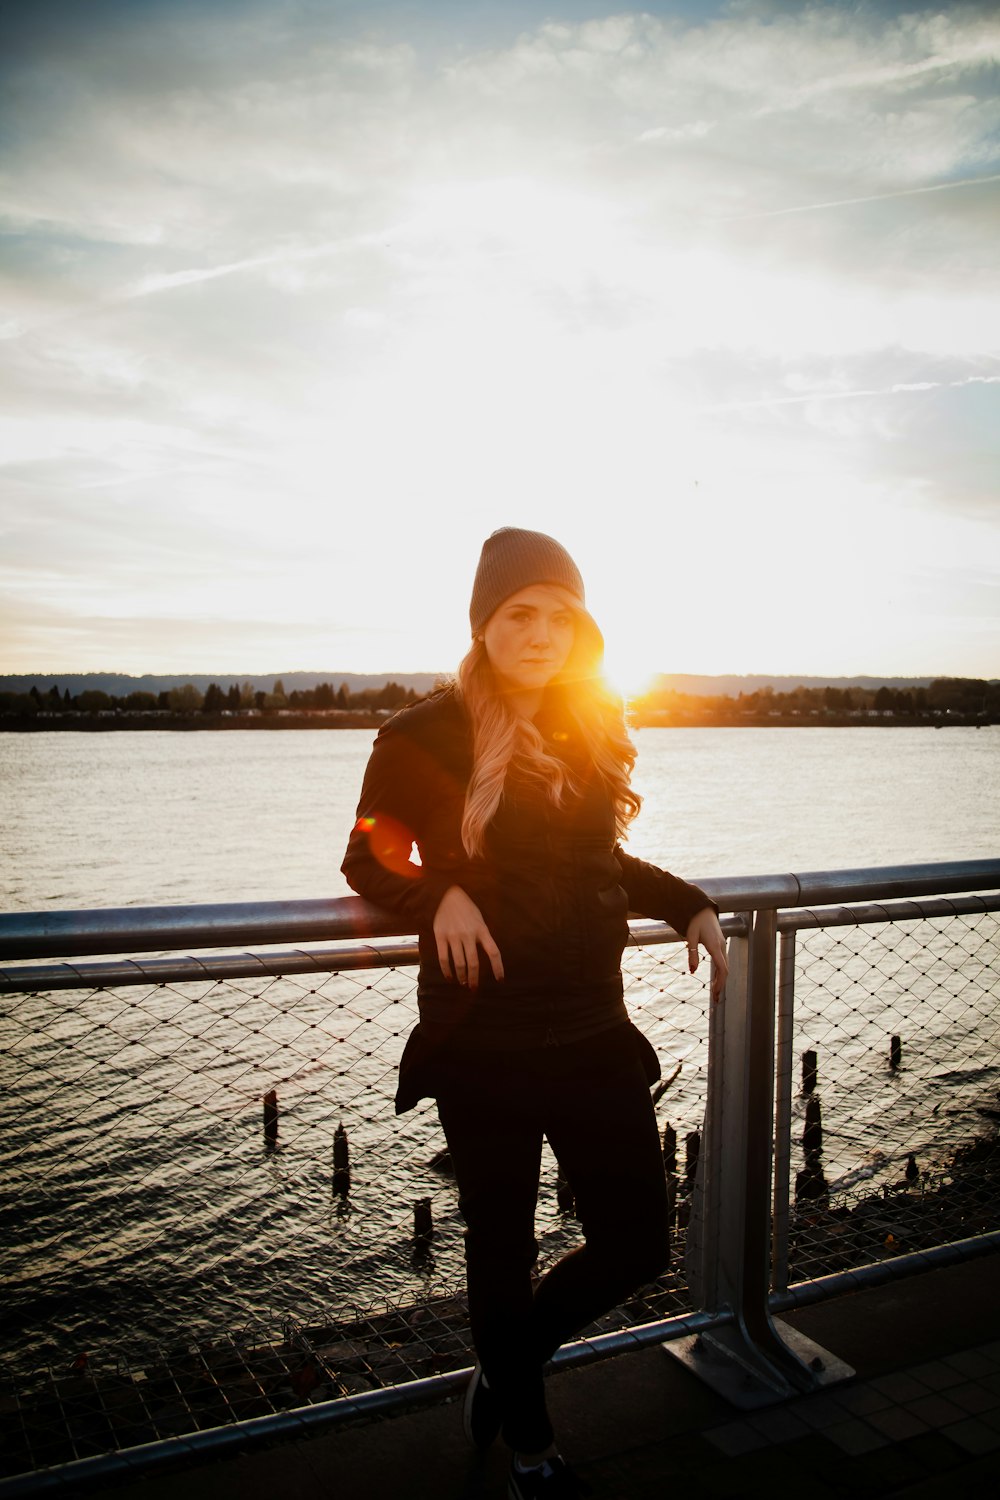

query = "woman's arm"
614;844;714;932
432;884;504;990
343;714;504;986
614;844;728;1000
341;719;461;929
684;905;728;1001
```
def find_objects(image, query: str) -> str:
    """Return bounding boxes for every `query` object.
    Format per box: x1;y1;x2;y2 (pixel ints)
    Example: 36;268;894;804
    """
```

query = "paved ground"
26;1251;1000;1498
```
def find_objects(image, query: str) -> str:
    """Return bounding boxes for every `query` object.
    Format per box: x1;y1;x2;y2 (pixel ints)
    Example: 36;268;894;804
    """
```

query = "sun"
602;650;659;705
587;581;666;706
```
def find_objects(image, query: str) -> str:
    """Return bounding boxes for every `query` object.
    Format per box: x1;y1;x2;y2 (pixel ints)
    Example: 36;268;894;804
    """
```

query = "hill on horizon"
650;673;952;696
3;670;986;700
0;671;444;698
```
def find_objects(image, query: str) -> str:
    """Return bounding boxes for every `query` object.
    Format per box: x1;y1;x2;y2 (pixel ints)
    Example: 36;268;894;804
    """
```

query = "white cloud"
1;1;998;674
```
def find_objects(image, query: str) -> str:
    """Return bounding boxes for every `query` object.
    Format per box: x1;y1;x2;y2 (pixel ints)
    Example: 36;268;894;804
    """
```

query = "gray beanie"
469;527;588;636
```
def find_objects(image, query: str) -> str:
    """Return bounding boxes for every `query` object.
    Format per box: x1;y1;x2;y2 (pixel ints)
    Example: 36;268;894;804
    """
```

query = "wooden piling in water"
803;1096;823;1155
802;1049;818;1095
333;1122;351;1197
662;1122;677;1175
890;1034;902;1069
263;1089;278;1147
666;1171;678;1228
795;1151;829;1202
413;1197;434;1245
684;1130;700;1188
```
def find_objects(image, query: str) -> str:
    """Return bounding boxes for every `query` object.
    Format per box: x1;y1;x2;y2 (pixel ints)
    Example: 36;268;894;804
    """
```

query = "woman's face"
482;585;577;695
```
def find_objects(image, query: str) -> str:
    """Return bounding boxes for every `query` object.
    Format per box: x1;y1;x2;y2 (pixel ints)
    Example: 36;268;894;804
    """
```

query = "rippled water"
4;725;998;911
2;726;998;1367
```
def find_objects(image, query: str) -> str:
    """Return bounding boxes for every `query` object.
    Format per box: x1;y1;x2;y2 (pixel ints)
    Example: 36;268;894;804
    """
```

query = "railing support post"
668;909;854;1407
772;929;796;1293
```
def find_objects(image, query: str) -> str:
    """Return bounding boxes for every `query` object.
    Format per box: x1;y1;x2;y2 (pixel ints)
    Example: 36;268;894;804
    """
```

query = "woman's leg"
436;1079;556;1454
531;1031;671;1361
436;1030;669;1449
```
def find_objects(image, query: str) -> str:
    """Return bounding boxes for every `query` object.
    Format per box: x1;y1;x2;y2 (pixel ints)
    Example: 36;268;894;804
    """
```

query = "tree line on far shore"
629;677;998;722
0;678;422;718
1;675;996;725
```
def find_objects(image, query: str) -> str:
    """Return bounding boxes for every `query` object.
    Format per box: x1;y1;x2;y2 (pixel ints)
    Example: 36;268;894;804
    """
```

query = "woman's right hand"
433;885;504;990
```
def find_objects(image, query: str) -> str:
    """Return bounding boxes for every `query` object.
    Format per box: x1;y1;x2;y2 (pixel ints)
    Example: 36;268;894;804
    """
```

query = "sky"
1;0;998;691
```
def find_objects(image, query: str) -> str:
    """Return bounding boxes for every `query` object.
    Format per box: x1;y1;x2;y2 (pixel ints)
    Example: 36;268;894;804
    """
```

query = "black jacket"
342;686;714;1061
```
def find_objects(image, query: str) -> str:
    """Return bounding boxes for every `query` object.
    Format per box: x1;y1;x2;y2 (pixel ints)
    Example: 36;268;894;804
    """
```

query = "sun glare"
602;651;658;705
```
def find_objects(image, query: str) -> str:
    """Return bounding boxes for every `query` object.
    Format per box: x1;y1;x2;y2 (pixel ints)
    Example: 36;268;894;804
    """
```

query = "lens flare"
354;813;420;878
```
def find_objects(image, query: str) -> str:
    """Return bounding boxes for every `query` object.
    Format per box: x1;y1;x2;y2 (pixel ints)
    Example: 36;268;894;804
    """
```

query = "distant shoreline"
1;712;995;733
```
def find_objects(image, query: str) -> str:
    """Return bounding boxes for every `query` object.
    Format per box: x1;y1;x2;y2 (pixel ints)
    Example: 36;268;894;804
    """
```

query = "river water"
3;724;998;910
2;726;998;1368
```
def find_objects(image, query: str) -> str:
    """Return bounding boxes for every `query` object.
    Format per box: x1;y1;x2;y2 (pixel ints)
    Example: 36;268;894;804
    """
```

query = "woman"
342;527;727;1500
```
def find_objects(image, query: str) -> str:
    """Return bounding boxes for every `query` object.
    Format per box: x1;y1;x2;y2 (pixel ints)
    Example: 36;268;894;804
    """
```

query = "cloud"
721;170;1000;220
696;370;1000;416
1;0;998;674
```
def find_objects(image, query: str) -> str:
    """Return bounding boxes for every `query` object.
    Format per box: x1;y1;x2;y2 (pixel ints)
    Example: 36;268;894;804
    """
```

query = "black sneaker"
508;1455;590;1499
462;1361;502;1448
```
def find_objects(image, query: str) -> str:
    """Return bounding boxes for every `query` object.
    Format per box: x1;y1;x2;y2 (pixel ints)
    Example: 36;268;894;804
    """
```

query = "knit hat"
469;527;592;636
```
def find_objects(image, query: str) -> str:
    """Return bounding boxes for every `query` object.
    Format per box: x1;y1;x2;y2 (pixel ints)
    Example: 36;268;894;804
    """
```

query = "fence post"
669;908;853;1407
771;929;796;1292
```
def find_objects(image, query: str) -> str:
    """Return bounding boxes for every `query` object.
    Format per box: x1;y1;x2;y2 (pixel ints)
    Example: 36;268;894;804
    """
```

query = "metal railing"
1;858;998;1491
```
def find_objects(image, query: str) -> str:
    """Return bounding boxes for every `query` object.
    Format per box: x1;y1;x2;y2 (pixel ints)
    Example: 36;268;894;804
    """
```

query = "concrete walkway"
72;1252;1000;1497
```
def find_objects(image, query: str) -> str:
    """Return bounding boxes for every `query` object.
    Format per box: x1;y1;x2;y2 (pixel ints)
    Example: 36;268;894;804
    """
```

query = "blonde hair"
457;628;641;859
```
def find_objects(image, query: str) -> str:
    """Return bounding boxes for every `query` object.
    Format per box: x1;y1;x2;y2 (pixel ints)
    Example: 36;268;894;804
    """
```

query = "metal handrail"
1;859;997;960
668;864;1000;1406
0;916;754;994
2;857;999;1488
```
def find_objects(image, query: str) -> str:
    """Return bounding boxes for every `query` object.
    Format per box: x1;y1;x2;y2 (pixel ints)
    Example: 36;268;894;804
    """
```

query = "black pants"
435;1024;670;1453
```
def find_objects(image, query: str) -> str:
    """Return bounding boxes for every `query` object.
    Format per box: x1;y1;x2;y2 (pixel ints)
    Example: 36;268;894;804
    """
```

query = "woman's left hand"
686;907;728;1002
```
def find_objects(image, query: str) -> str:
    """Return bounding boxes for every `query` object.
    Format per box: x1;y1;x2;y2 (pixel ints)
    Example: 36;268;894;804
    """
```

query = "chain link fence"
776;906;1000;1290
1;872;998;1484
0;933;713;1480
